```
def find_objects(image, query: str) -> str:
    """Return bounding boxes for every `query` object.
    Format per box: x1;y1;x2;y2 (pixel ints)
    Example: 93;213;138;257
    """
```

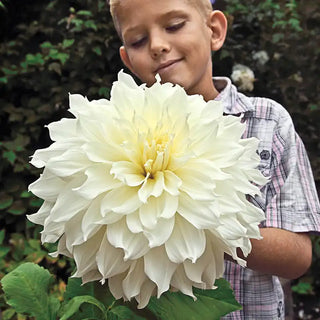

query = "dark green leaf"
0;229;5;243
59;295;108;320
3;151;16;164
2;308;16;320
0;194;13;210
108;305;147;320
7;201;26;215
147;278;241;320
62;39;75;48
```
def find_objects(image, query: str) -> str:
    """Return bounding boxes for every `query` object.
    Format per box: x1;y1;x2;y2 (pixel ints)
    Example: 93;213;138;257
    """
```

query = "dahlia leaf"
1;262;60;320
108;305;147;320
64;277;115;307
147;278;241;320
59;295;108;320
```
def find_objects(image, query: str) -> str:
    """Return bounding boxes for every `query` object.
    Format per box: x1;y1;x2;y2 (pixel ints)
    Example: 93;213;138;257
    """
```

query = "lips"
155;58;183;73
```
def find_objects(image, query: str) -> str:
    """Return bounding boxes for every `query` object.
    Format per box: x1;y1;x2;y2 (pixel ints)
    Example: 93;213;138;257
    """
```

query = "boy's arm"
234;227;312;279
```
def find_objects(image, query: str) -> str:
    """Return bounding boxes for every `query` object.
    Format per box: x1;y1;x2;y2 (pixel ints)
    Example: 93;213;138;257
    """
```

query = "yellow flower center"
143;133;172;178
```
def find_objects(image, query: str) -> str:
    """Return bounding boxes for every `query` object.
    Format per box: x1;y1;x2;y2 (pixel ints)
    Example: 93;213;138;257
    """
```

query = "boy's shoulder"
248;95;291;123
214;76;293;125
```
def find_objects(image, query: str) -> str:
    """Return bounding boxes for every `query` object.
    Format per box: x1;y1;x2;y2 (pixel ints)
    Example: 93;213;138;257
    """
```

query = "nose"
149;31;170;58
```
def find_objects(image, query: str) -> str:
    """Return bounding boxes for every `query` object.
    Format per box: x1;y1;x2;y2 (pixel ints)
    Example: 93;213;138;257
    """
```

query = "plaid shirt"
213;77;320;319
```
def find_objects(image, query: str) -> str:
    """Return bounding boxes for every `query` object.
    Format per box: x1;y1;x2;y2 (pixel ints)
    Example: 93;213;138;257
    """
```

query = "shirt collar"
213;77;255;115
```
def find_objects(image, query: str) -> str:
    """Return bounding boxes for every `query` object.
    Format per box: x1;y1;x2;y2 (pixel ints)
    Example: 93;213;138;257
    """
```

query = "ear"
119;46;135;74
207;10;228;51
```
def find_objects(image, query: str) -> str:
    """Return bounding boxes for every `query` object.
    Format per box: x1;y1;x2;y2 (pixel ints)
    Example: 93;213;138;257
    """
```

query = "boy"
108;0;320;318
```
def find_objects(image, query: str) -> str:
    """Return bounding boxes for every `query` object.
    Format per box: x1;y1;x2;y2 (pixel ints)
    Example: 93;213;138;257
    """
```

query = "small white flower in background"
28;71;267;308
231;64;255;92
252;50;269;66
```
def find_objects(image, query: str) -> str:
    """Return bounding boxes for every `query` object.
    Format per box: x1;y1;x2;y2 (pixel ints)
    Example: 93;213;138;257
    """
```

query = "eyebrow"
122;9;189;38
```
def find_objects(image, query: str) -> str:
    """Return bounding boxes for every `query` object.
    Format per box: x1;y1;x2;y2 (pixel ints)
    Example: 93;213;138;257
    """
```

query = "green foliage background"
0;0;319;318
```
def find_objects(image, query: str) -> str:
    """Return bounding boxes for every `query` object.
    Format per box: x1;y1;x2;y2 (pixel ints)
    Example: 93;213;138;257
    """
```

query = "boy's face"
117;0;223;99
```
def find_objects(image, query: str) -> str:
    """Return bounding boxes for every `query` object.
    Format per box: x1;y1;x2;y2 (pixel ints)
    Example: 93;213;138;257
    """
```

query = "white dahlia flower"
28;71;267;308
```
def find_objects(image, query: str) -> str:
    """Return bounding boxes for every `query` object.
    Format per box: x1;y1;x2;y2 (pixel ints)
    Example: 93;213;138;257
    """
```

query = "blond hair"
108;0;213;36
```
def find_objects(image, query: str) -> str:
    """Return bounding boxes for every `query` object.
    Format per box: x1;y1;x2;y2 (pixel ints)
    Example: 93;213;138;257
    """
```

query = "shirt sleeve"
260;103;320;233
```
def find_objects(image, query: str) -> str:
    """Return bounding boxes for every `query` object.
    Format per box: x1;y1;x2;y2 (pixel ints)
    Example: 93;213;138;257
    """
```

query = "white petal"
139;196;164;229
47;118;77;141
159;192;179;219
30;140;81;168
136;280;156;309
72;227;105;278
163;170;182;196
50;234;72;258
111;161;145;187
46;149;89;177
126;210;144;233
144;246;178;297
96;229;130;279
42;213;65;243
122;259;146;299
64;211;87;251
177;192;217;229
107;219;149;260
108;273;127;300
82;270;103;284
83;141;125;163
50;177;90;223
176;164;216;201
75;164;123;199
27;201;53;225
171;264;195;298
165;216;206;263
82;194;123;239
143;217;175;247
29;168;66;201
101;186;142;214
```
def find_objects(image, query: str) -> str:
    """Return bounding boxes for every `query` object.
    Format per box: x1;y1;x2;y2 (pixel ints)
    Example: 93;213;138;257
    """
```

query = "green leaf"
93;46;102;56
8;201;26;215
59;295;108;320
0;246;10;258
20;190;32;198
2;67;18;75
291;281;314;295
0;76;8;84
84;20;98;31
30;198;44;207
2;308;16;320
108;305;147;320
0;194;13;209
147;278;241;320
3;150;16;164
98;87;110;97
64;278;115;317
0;229;5;243
1;263;60;320
62;39;75;48
41;41;53;48
77;10;93;16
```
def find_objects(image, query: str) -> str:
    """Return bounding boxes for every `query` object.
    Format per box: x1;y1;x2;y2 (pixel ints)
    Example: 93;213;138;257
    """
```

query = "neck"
187;81;220;102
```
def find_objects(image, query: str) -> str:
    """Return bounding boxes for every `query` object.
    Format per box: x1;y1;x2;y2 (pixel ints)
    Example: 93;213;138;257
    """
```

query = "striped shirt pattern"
213;77;320;319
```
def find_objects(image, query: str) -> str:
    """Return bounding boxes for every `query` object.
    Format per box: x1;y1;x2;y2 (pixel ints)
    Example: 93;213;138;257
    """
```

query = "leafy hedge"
0;0;319;318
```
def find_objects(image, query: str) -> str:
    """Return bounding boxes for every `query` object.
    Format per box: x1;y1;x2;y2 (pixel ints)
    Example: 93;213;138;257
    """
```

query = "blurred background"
0;0;319;319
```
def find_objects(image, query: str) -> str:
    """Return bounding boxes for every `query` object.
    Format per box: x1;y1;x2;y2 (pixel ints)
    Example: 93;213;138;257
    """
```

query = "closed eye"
166;21;185;32
130;37;147;48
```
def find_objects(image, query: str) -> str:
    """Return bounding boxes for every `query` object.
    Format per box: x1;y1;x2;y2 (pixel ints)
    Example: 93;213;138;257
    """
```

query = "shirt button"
260;150;270;160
